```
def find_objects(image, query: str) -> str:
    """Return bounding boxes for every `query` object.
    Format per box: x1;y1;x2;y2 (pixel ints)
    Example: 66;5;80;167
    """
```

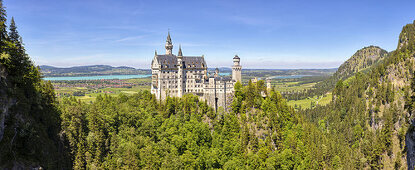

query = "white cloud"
115;35;146;42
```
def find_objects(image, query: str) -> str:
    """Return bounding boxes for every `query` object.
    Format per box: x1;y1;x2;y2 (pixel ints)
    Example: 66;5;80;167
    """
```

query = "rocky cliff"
406;124;415;169
0;63;11;143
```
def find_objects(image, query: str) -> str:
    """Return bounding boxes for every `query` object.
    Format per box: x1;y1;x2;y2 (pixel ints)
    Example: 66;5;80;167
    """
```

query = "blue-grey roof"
155;54;206;69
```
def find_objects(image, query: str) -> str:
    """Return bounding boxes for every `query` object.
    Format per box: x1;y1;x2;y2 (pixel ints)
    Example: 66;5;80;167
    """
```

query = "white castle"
151;32;242;111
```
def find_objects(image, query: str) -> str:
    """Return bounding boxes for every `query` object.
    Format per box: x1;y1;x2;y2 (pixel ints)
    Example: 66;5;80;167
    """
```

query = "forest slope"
285;46;388;100
303;20;415;169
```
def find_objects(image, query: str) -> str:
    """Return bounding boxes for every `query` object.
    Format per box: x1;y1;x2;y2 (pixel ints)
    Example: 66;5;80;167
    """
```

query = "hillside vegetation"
302;20;415;169
285;46;388;101
0;1;69;168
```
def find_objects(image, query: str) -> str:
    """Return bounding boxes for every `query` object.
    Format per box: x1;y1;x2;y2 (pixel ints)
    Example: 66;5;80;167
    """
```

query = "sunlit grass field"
287;93;332;110
54;76;334;108
55;78;151;103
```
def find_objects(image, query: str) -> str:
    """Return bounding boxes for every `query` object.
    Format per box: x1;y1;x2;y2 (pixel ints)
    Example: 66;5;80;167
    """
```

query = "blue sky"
4;0;415;69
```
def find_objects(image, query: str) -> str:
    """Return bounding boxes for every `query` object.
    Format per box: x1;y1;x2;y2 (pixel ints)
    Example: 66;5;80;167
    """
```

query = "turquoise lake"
43;73;231;81
43;74;151;81
269;75;312;79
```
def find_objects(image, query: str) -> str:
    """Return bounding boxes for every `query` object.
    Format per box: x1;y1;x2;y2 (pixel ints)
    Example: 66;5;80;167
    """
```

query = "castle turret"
177;45;184;97
232;55;242;82
165;31;173;55
178;44;183;56
266;78;272;91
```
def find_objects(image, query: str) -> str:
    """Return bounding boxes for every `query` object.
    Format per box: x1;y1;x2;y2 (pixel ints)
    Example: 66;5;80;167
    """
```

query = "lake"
43;74;151;81
269;75;312;79
43;73;231;81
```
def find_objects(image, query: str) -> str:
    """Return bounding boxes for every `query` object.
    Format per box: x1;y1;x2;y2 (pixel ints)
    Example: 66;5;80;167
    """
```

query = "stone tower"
165;32;173;55
232;55;242;82
266;78;272;91
177;45;184;97
214;68;219;77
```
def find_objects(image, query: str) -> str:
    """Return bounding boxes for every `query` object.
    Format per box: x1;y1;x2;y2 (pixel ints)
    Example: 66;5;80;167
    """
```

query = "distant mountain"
39;65;151;77
284;46;388;100
334;46;388;79
313;46;388;92
206;67;232;72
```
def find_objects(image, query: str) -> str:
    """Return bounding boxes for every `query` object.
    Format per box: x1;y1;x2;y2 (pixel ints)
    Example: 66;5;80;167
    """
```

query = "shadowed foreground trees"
0;0;70;168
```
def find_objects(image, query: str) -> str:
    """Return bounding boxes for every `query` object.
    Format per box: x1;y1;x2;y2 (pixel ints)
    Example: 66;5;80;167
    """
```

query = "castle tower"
232;55;242;82
165;32;173;55
177;45;184;97
266;78;272;91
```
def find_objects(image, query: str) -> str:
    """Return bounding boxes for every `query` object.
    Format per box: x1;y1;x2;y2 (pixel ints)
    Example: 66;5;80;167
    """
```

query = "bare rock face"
0;64;14;143
0;63;8;143
398;20;415;51
406;124;415;170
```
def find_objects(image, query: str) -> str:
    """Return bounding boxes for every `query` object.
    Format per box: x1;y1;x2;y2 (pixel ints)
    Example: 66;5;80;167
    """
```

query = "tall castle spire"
165;31;173;55
178;45;183;57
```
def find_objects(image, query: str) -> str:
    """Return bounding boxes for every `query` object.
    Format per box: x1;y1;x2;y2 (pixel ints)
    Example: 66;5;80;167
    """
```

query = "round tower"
232;55;242;82
177;45;184;97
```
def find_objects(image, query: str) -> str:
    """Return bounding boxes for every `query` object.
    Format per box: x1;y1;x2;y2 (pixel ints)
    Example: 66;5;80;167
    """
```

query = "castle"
151;32;242;111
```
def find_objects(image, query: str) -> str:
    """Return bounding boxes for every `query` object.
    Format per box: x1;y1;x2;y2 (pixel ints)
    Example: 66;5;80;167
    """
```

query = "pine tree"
9;17;22;50
0;0;7;52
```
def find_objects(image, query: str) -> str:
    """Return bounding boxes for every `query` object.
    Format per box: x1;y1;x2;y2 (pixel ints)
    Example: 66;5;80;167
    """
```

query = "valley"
45;69;333;106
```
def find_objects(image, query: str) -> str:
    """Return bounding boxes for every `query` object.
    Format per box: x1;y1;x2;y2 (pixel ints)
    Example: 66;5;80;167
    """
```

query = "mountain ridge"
39;64;151;77
283;45;388;100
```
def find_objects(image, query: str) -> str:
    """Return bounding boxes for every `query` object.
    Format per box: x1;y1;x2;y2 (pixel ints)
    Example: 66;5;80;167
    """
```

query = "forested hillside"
302;20;415;169
285;46;388;100
0;1;69;169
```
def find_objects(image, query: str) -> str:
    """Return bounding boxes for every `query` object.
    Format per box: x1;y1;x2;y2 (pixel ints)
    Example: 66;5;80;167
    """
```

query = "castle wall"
152;67;208;100
203;80;234;112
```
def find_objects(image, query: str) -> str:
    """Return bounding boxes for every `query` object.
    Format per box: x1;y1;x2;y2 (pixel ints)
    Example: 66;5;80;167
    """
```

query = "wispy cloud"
115;35;147;42
95;25;159;33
